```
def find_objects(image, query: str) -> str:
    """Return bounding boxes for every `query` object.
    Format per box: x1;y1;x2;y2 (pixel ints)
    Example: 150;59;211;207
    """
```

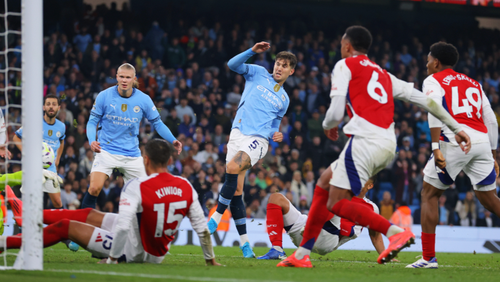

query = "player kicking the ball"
259;176;387;260
407;42;500;269
3;139;218;265
83;63;182;209
207;42;296;258
278;26;471;268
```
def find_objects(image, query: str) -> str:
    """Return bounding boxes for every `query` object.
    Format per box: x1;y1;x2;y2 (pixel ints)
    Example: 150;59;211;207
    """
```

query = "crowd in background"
1;1;500;227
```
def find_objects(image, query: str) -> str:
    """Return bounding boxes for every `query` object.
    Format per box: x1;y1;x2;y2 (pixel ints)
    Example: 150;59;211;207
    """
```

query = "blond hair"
117;63;139;88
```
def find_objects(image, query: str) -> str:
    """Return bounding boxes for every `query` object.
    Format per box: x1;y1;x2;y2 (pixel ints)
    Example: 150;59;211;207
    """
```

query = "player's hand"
433;149;446;170
90;141;101;153
205;258;222;266
454;130;471;154
272;132;283;142
324;127;339;141
251;42;270;53
494;160;499;177
0;147;11;159
391;258;400;263
173;140;182;155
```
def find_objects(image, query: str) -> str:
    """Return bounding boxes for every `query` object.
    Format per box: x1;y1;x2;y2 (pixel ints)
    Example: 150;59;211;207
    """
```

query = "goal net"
0;0;43;270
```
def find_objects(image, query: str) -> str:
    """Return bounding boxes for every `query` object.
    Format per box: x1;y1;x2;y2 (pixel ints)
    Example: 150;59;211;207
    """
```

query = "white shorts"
330;136;396;196
43;179;60;194
87;227;115;259
283;198;339;255
91;149;147;183
423;141;496;191
226;129;269;166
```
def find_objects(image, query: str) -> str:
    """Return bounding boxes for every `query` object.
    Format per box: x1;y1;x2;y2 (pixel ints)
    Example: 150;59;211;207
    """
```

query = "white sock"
211;211;223;224
295;247;311;260
386;225;404;238
272;246;283;252
240;234;249;245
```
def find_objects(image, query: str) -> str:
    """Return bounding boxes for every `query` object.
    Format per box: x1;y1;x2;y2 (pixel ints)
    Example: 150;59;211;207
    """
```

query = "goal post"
16;0;44;270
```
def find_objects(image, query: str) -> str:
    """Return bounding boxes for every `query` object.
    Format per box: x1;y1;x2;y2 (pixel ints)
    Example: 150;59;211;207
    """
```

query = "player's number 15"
154;201;187;237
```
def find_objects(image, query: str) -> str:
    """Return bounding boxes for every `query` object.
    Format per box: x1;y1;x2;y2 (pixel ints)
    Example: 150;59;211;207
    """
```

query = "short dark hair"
344;25;372;53
276;51;297;69
430;42;459;67
44;94;60;105
145;139;172;167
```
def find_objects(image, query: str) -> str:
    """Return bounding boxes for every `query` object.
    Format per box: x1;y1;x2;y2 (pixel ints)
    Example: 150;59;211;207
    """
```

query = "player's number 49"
154;201;187;237
452;86;482;119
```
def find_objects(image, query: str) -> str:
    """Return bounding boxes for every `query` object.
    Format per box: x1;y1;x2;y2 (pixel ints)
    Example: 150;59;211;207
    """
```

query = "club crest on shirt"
281;94;286;102
48;130;53;136
133;106;140;113
121;104;127;112
274;84;280;92
56;131;61;138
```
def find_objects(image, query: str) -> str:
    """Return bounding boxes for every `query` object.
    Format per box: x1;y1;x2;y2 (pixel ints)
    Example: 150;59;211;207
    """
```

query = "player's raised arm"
390;74;471;153
144;98;182;155
187;188;218;266
322;60;350;140
227;42;269;75
107;179;140;264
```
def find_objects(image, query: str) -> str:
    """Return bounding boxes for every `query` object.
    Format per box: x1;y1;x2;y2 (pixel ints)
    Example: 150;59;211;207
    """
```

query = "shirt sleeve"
15;126;23;139
59;124;66;141
109;178;141;259
322;96;346;130
143;96;161;124
227;48;261;80
329;59;351;98
421;76;445;129
390;72;415;101
481;86;499;150
90;92;106;119
187;187;215;260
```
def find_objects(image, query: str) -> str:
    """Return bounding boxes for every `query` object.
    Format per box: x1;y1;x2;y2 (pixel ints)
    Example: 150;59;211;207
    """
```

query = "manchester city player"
82;63;182;209
14;94;66;208
208;42;296;258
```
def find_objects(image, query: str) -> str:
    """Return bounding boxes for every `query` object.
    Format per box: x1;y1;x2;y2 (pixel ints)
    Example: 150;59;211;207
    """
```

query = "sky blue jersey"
16;119;66;172
228;48;290;140
87;86;176;157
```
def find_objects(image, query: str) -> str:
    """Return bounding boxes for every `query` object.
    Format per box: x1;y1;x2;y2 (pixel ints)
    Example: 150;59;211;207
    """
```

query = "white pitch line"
47;269;294;282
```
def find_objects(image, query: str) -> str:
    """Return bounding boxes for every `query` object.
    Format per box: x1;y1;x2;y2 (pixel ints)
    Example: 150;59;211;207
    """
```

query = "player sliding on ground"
259;175;388;260
208;42;296;258
278;26;471;268
407;42;500;269
83;63;182;209
3;139;218;265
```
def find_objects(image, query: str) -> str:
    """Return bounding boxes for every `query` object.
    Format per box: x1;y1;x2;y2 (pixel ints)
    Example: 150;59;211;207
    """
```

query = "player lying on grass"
258;174;385;260
2;139;219;265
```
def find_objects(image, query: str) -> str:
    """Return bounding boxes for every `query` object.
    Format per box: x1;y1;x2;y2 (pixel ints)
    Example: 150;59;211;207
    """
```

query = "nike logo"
110;104;116;109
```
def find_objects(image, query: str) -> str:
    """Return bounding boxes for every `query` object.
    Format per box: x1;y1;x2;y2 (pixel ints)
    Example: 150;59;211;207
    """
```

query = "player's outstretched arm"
227;42;269;75
151;119;182;155
369;229;385;255
187;191;219;265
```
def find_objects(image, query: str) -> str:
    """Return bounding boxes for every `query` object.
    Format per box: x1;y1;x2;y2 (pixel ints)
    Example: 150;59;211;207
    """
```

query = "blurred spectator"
380;191;394;220
290;170;308;207
61;182;78;209
390;203;413;231
455;191;477;227
438;195;448;225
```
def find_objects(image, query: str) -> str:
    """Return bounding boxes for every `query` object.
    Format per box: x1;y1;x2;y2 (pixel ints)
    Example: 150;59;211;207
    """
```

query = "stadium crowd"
1;2;500;228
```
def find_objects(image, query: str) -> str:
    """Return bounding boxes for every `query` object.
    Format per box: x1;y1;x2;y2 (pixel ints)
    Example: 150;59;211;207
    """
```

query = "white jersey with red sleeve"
424;69;491;146
109;172;212;263
329;55;414;141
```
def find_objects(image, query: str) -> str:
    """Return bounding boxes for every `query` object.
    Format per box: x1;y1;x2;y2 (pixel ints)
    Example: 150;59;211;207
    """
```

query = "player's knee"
88;185;101;196
226;161;241;174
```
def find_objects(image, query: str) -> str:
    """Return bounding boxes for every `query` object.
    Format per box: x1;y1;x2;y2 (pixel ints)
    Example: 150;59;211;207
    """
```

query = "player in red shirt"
407;42;500;269
259;176;387;260
278;26;471;268
2;139;219;265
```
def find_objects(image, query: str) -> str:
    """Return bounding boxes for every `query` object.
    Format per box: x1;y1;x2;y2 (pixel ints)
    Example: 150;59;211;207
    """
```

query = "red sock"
7;219;70;249
299;186;333;250
266;203;284;247
422;232;436;261
43;208;92;224
331;199;391;235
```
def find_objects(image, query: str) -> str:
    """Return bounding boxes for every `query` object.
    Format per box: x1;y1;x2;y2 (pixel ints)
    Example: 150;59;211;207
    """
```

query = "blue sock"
215;173;238;214
82;192;97;209
230;195;247;236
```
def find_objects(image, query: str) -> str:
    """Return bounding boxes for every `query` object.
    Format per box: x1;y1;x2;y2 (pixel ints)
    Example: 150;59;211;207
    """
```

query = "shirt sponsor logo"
257;85;283;110
155;186;183;199
105;114;139;127
133;106;140;113
121;104;128;112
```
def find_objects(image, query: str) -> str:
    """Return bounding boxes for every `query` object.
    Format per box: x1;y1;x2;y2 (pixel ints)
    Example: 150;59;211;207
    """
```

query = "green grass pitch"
1;244;499;281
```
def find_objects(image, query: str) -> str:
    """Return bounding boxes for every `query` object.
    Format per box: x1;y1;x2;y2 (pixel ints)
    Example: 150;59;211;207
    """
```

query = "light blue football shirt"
89;86;163;157
229;49;290;140
16;119;66;172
